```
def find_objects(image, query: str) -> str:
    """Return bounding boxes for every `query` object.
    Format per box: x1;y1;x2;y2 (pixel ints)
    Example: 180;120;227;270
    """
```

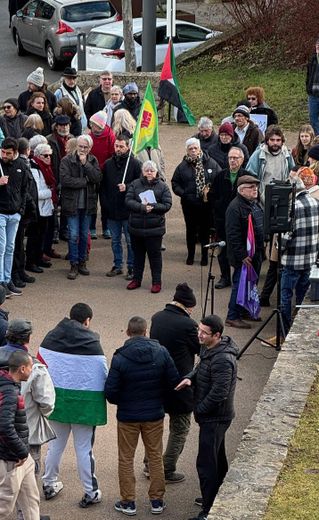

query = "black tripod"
202;242;225;318
237;232;286;359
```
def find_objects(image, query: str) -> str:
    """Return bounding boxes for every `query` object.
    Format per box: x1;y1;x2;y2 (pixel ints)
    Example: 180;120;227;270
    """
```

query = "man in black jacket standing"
225;175;264;329
101;135;141;280
105;316;180;516
84;71;113;123
0;350;45;519
0;138;28;297
176;315;238;520
149;282;200;483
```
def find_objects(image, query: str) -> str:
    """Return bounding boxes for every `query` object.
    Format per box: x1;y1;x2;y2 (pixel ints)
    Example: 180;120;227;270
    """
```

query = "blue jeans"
108;219;133;269
281;266;310;336
226;267;242;320
67;210;90;264
308;95;319;136
0;213;21;283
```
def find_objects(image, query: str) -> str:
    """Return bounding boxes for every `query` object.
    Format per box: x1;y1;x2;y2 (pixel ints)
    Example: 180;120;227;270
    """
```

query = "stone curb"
208;308;319;519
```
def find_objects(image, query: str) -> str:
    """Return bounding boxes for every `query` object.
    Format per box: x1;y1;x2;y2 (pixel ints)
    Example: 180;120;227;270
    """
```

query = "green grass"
263;372;319;520
178;60;308;131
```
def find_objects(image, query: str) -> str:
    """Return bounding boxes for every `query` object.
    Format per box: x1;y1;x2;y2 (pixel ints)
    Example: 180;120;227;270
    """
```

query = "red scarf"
32;157;58;205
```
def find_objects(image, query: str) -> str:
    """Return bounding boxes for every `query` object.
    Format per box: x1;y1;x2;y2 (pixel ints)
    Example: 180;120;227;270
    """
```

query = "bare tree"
122;0;136;72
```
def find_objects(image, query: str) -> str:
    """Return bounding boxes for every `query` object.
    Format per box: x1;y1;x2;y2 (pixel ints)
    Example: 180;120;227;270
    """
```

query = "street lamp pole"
141;0;157;71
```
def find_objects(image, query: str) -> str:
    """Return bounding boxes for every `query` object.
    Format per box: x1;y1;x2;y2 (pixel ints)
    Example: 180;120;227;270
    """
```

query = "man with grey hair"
225;175;264;328
212;147;251;289
60;134;101;279
193;116;217;154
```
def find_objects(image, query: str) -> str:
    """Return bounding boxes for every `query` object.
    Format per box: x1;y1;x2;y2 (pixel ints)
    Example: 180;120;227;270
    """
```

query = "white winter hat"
27;67;44;88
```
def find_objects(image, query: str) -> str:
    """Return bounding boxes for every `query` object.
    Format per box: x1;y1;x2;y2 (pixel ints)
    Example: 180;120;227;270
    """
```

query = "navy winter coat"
105;336;180;422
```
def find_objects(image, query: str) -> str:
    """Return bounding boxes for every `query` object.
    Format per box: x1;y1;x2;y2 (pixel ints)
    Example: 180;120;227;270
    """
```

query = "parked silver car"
11;0;120;70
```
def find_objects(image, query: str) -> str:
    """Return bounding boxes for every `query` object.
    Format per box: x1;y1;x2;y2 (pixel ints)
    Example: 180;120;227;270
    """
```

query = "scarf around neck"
184;151;206;197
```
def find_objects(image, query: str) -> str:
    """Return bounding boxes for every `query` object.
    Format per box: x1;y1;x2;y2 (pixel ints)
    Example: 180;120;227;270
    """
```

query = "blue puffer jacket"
105;336;180;422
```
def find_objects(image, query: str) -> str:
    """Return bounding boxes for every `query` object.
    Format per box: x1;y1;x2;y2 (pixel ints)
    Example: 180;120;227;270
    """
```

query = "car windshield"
61;1;115;22
86;32;123;49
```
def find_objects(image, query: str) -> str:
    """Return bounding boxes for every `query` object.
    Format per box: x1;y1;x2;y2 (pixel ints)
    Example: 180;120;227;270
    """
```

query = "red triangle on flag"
160;39;173;81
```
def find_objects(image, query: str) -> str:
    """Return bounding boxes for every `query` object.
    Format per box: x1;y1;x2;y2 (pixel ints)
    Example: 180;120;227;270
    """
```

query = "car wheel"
16;32;26;56
46;43;59;70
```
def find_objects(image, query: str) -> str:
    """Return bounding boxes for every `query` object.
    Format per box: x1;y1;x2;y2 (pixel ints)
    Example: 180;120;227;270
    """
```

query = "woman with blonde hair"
22;113;44;139
112;108;136;139
105;85;123;126
245;86;278;127
292;124;315;167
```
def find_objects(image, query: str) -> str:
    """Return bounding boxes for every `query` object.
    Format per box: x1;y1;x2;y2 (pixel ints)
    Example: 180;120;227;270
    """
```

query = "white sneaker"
43;481;63;500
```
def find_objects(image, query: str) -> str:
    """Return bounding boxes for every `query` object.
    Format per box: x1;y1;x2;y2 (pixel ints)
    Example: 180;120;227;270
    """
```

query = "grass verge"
178;60;307;131
263;371;319;520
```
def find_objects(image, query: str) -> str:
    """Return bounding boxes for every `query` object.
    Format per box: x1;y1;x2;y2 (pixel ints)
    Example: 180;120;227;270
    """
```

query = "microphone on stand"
203;241;226;249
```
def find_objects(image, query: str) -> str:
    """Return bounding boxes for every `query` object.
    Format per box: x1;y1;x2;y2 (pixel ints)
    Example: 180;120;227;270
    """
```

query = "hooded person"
148;282;200;482
0;98;27;139
112;82;141;122
207;122;249;169
18;67;57;114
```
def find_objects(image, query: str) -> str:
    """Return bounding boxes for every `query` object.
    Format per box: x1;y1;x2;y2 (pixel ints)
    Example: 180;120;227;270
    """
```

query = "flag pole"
121;144;134;184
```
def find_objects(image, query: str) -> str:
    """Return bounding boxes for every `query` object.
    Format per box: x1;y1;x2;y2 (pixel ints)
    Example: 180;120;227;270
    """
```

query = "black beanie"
308;145;319;161
173;282;196;308
4;98;19;111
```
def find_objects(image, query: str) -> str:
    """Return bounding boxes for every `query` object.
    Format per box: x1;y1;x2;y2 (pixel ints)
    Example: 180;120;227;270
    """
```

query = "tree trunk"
122;0;136;72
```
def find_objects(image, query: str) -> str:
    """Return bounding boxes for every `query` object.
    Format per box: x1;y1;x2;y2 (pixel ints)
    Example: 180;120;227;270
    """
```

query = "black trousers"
197;421;231;515
26;217;49;266
12;220;27;280
181;202;211;260
130;235;162;284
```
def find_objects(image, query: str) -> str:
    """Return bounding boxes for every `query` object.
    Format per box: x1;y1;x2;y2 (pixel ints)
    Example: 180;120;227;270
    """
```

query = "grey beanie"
7;319;32;337
27;67;44;88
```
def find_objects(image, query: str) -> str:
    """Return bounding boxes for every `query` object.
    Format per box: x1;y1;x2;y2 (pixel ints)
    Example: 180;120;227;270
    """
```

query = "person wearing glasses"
0;98;27;139
211;147;251;290
245;86;278;128
84;70;113;123
59;135;101;280
25;144;56;274
225;175;264;329
175;314;238;520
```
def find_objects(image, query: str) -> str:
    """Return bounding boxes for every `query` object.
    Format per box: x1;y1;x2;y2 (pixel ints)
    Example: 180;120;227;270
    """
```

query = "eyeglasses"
247;96;257;100
3;105;13;109
101;77;112;81
41;154;51;158
229;156;241;160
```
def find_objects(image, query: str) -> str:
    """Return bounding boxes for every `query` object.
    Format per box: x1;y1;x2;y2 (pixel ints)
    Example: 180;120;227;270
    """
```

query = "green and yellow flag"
132;81;159;155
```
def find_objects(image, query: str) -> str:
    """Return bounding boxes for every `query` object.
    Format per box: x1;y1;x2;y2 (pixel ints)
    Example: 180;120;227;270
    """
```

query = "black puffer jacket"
105;336;180;422
60;152;102;216
0;370;29;461
125;175;172;237
190;336;238;424
207;135;249;169
150;304;200;414
193;131;218;154
306;54;319;96
0;113;27;139
100;153;141;221
225;194;264;268
0;156;28;215
172;153;220;207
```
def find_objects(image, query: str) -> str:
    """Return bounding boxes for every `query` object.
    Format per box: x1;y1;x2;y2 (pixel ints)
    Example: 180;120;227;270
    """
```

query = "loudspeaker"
264;181;293;234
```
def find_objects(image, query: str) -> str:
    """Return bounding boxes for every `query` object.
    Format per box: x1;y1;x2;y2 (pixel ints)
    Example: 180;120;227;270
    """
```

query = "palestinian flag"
38;318;108;426
132;81;159;154
159;38;196;125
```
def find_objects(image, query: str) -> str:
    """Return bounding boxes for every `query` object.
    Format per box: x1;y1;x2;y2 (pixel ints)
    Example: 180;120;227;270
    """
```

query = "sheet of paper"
139;190;157;204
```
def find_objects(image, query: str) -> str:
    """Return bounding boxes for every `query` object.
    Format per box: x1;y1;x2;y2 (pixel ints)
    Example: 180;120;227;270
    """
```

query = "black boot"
67;264;78;280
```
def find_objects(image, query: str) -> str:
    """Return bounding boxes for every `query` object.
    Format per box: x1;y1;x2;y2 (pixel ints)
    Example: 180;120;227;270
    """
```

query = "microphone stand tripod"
237;232;286;359
202;245;218;318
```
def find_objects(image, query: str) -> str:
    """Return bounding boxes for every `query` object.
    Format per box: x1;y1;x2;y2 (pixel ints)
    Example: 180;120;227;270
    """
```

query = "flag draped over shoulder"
158;38;196;125
38;318;108;426
132;81;159;155
236;214;261;318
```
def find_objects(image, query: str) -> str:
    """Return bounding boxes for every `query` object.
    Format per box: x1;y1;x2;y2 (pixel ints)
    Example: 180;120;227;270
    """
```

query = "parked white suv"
71;18;221;72
11;0;121;70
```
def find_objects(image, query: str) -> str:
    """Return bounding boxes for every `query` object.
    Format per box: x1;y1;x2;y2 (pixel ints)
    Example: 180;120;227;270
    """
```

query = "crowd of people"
0;293;238;520
1;36;319;519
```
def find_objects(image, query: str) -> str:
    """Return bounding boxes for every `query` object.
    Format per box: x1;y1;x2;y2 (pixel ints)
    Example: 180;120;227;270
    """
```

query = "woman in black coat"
26;92;53;137
125;160;172;293
172;137;221;266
